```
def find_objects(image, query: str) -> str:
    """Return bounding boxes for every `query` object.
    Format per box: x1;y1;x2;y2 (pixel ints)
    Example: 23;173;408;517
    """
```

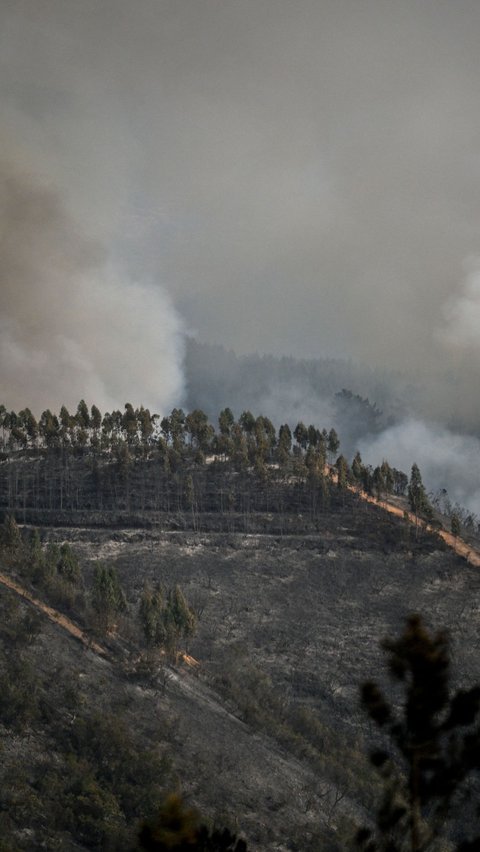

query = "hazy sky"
2;0;480;413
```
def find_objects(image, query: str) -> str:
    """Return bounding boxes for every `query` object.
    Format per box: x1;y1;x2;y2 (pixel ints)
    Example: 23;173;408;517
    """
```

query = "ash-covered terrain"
0;492;478;850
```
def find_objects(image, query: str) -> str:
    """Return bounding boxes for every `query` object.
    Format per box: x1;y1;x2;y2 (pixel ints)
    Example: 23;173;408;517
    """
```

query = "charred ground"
0;410;479;850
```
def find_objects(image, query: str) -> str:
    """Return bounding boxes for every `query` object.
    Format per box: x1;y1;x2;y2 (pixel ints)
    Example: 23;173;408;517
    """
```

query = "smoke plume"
3;0;480;512
360;419;480;518
0;163;184;414
441;258;480;351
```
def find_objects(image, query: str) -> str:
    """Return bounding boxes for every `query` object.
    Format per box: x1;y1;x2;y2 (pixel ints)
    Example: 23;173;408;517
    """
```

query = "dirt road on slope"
343;479;480;567
0;569;108;656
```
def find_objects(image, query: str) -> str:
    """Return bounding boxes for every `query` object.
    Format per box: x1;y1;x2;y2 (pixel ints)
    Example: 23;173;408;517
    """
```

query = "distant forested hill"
184;338;410;455
184;338;404;421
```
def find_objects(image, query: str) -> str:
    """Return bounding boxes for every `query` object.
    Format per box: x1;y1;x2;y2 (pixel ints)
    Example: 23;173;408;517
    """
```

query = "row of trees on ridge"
1;400;460;533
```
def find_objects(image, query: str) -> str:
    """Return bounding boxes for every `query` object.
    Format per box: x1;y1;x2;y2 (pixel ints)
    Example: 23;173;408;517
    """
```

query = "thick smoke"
3;0;480;524
441;257;480;350
359;419;480;517
184;340;480;517
4;0;480;400
0;163;184;414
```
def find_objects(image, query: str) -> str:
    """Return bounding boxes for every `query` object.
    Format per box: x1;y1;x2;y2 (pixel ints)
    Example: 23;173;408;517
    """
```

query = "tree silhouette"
136;794;247;851
356;615;480;851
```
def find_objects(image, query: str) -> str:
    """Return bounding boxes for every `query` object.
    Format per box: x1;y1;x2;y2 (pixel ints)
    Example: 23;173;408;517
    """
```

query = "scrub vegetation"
0;403;479;850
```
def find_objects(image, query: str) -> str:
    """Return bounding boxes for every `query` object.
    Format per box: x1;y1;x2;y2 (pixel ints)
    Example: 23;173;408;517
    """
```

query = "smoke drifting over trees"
184;341;480;516
360;419;480;518
2;1;480;509
0;163;184;414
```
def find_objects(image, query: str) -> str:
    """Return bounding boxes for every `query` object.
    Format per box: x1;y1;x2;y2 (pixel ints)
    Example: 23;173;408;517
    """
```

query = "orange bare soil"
0;569;108;656
343;477;480;567
324;463;480;567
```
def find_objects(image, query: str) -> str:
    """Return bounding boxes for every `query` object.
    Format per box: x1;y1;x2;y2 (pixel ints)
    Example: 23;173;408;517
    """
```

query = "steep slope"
0;492;479;850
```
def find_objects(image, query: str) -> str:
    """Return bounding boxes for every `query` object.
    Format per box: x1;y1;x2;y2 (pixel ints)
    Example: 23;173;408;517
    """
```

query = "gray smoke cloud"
359;419;480;517
2;1;480;430
0;162;184;414
441;258;480;351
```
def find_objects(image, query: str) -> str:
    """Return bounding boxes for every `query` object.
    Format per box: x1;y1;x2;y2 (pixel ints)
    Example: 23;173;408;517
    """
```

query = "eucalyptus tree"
352;451;364;484
293;421;309;451
76;399;90;430
217;407;235;459
327;427;340;462
307;424;320;447
254;415;276;465
239;410;255;436
137;406;155;448
39;409;60;448
59;406;75;447
373;466;386;499
335;454;349;498
276;423;292;465
0;514;21;551
185;409;213;454
139;584;196;654
218;407;235;437
393;469;409;497
139;584;166;648
9;423;28;450
57;543;82;585
408;463;433;523
122;403;138;445
380;459;395;494
90;405;102;449
91;563;127;632
90;404;102;432
161;408;186;454
231;423;249;470
18;408;38;448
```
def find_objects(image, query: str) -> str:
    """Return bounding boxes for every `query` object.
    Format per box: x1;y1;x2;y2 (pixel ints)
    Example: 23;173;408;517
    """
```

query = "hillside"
1;406;480;849
1;488;479;849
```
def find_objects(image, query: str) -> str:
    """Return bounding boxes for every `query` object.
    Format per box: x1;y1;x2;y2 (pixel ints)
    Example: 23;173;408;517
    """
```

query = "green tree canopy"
140;585;166;648
0;514;21;551
293;421;308;450
408;463;433;521
218;407;235;437
57;543;82;585
76;399;91;430
91;564;127;631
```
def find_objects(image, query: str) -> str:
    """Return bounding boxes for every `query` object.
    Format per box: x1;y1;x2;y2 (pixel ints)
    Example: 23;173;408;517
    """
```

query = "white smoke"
0;164;185;415
441;257;480;350
359;419;480;517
